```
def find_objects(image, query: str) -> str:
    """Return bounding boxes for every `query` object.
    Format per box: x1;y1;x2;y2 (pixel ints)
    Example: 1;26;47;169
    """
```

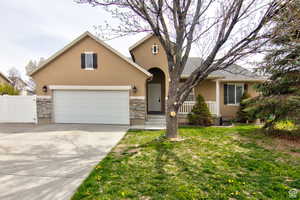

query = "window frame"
225;83;244;106
83;52;95;70
152;44;159;55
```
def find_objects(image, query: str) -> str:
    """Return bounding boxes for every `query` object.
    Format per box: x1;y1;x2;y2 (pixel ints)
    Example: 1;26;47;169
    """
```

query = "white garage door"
53;90;129;125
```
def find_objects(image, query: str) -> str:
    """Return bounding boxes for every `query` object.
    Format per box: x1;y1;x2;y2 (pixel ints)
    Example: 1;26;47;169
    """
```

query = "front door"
148;83;162;112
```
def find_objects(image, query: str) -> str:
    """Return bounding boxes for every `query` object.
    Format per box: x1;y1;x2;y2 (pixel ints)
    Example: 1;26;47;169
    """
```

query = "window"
152;44;159;55
224;83;244;105
81;52;98;70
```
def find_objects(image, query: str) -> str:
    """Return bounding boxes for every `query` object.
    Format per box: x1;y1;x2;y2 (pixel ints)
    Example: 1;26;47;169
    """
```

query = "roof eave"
29;31;152;78
218;78;267;82
129;33;154;52
0;72;11;84
180;75;225;79
180;75;267;82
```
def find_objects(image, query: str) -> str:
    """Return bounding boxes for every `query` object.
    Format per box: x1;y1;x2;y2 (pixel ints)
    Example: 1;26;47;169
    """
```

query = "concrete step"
147;115;166;120
145;121;166;126
147;114;165;117
146;118;166;122
146;115;166;126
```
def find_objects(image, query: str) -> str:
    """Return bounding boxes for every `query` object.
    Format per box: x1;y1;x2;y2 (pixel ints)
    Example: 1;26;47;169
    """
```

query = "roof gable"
129;33;154;52
0;72;11;83
29;32;152;77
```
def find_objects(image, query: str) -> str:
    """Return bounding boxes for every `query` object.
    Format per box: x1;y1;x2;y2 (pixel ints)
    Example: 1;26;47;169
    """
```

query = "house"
0;72;11;85
30;32;265;125
13;77;35;96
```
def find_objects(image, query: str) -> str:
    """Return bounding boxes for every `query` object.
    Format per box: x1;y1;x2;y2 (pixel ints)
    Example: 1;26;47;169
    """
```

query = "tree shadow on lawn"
73;127;300;200
136;133;300;199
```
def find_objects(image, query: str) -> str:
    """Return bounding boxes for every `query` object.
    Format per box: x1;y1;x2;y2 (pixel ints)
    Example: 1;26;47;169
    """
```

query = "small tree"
0;84;19;95
236;92;252;123
188;95;213;126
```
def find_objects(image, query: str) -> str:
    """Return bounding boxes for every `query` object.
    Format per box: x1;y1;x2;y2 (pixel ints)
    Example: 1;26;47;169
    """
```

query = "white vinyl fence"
0;95;37;123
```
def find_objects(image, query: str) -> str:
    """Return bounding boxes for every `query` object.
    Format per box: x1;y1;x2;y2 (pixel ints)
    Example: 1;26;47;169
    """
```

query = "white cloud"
0;0;235;79
0;0;140;78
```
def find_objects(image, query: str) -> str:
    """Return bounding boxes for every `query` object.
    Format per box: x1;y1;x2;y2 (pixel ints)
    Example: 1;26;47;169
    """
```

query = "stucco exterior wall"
32;36;149;97
220;82;258;118
194;80;259;119
194;80;216;101
130;35;170;96
0;74;10;85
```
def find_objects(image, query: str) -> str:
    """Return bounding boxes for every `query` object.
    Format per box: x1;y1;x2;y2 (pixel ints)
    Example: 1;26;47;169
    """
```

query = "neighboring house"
0;72;11;85
13;77;35;96
30;32;265;125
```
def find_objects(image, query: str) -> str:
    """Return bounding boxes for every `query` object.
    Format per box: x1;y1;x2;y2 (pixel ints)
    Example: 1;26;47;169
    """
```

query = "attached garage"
51;86;130;125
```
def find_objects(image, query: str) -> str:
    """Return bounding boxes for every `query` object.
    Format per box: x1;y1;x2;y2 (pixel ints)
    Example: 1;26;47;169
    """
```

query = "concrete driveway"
0;124;128;200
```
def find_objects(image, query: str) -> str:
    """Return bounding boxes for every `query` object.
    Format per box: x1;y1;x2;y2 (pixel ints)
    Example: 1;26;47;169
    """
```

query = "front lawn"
72;126;300;200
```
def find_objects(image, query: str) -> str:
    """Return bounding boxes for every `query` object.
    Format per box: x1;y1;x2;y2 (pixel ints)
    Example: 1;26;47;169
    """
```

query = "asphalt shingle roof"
182;57;265;81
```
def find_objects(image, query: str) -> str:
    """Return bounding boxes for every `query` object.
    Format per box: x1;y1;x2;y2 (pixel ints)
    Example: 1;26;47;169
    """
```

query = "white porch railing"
179;101;217;115
206;101;218;115
179;101;195;114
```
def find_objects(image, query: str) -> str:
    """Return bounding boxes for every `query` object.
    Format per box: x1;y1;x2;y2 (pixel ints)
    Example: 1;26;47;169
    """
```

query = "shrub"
236;92;252;123
0;84;19;95
188;95;213;126
274;120;298;131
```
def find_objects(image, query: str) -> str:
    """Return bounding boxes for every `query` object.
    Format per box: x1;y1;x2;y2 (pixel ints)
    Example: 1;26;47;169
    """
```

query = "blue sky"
0;0;149;78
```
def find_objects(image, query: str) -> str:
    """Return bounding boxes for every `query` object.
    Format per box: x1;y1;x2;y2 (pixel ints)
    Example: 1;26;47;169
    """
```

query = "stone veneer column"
37;96;52;123
130;97;146;125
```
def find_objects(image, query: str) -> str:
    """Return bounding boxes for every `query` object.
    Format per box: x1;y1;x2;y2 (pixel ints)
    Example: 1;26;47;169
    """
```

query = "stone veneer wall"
130;98;146;122
37;96;52;121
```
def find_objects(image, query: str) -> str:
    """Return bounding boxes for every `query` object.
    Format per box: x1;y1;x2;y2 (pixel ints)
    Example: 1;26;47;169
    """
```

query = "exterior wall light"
132;86;138;93
42;86;48;93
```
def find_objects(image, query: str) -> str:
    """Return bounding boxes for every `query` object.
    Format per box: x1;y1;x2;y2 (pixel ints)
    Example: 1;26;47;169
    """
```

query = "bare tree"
7;67;21;87
25;58;45;75
77;0;281;138
25;60;37;75
26;78;36;93
38;57;46;67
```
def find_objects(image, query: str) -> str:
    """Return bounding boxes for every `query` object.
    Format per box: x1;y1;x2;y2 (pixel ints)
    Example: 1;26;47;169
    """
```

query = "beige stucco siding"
195;80;259;118
194;80;216;101
0;74;9;85
32;36;149;96
220;82;258;118
130;35;170;95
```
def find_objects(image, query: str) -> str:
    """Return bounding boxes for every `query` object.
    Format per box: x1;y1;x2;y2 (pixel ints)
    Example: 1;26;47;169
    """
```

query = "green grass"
291;148;300;153
72;126;300;200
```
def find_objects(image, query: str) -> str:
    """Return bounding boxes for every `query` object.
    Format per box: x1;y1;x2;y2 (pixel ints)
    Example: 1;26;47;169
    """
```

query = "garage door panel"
53;90;129;125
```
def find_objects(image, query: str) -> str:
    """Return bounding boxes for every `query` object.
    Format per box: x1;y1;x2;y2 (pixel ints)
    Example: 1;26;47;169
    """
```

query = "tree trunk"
166;80;179;139
166;103;179;138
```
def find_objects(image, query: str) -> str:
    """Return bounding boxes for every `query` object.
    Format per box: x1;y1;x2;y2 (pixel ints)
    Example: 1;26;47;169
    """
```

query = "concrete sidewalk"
0;124;128;200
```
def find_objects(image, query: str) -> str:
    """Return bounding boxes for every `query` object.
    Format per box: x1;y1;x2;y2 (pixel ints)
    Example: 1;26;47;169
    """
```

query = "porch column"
216;80;221;117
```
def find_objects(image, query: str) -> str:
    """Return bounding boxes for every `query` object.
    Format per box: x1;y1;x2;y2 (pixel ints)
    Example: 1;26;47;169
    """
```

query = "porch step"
146;118;166;122
147;115;166;120
145;121;166;126
146;115;166;126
